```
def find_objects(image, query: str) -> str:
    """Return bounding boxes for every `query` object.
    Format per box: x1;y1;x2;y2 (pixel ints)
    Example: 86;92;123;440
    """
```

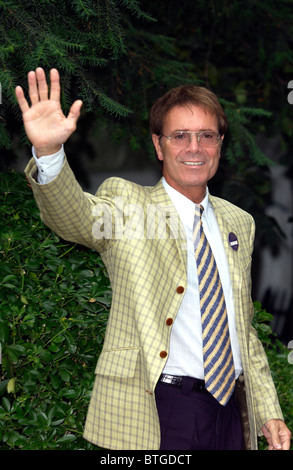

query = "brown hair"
150;84;228;136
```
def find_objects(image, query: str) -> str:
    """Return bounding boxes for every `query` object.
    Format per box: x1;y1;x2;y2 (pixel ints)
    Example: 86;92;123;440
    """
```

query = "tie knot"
193;205;204;248
195;204;204;219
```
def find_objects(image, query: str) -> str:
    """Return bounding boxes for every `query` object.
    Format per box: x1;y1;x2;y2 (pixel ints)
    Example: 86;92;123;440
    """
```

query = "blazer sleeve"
24;156;122;253
247;324;284;432
245;217;284;432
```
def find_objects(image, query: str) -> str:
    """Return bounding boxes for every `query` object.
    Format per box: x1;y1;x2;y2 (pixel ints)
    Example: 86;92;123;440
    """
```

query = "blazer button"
160;351;168;358
176;286;184;294
166;318;173;326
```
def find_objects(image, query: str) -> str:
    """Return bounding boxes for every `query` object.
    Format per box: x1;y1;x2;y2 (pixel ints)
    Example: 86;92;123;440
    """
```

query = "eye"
201;131;215;139
172;132;188;141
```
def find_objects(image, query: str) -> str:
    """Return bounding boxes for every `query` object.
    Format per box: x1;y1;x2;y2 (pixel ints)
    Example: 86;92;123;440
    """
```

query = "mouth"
182;161;204;166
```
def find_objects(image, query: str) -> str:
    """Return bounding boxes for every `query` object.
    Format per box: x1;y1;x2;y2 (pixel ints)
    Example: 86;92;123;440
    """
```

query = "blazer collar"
149;178;178;212
209;195;238;233
149;182;239;236
149;178;187;271
148;182;242;279
209;194;242;287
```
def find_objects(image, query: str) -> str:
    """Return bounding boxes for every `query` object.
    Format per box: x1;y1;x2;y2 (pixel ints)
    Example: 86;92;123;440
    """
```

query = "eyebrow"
171;128;216;133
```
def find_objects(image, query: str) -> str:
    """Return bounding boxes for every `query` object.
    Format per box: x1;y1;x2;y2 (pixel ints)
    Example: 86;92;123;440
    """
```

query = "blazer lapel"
209;195;243;295
149;178;188;273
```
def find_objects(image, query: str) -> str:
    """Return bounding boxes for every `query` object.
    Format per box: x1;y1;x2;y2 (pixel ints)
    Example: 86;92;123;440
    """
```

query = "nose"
186;133;200;151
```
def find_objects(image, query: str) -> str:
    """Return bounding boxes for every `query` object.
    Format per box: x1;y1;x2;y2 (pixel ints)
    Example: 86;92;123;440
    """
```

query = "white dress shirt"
33;148;242;379
162;179;242;379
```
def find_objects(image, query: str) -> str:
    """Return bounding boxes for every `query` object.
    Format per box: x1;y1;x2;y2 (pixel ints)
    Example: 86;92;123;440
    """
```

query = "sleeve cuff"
32;145;65;184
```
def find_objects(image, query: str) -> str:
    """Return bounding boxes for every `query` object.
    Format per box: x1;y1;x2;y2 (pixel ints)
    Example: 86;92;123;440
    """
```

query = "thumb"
67;100;83;125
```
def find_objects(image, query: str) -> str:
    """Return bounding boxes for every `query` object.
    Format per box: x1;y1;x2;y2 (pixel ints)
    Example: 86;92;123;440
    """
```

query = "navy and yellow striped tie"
194;205;235;406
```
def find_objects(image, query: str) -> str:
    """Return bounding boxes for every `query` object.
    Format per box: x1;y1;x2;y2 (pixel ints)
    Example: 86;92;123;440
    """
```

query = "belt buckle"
160;374;182;386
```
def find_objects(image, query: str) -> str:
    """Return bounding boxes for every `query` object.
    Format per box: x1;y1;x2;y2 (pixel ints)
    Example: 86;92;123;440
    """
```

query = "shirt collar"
162;177;211;228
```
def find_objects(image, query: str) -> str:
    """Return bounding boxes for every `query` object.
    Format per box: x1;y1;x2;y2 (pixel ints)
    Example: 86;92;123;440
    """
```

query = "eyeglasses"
160;130;221;148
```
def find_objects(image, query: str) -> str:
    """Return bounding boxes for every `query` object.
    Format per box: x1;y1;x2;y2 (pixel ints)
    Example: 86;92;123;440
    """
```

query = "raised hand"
15;68;83;158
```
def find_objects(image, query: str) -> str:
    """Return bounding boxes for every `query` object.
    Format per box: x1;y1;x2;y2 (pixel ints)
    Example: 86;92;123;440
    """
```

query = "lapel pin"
228;232;239;251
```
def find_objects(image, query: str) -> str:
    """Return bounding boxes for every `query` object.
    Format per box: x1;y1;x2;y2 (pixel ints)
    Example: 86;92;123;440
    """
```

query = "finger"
28;70;40;105
35;67;49;101
282;438;291;450
279;424;292;450
49;68;61;102
262;425;274;449
272;439;282;450
15;86;30;114
267;424;282;450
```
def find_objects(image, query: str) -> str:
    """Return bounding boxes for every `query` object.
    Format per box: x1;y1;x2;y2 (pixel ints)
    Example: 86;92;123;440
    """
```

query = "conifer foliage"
0;0;277;168
0;0;156;148
0;0;290;246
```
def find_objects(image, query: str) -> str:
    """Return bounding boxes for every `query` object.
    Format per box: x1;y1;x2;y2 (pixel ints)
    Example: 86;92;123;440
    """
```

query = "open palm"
16;68;83;157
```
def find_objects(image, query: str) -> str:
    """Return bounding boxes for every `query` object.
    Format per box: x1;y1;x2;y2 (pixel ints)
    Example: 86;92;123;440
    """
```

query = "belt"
159;373;206;392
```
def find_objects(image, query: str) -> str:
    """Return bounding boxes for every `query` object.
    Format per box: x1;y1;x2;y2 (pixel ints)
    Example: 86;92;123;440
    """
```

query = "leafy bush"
0;170;111;449
0;170;292;449
253;302;293;450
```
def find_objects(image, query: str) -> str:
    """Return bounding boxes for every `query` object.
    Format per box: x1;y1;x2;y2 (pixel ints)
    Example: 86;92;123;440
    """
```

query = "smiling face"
152;104;223;203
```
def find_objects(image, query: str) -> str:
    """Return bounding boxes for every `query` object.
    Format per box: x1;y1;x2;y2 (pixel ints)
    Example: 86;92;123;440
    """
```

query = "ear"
218;134;224;157
152;134;164;161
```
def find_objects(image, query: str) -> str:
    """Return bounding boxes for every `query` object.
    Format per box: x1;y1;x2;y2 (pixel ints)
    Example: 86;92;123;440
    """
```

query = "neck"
163;178;207;204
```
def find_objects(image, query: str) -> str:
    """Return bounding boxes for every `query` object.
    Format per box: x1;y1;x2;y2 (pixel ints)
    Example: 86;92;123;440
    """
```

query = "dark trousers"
155;376;244;450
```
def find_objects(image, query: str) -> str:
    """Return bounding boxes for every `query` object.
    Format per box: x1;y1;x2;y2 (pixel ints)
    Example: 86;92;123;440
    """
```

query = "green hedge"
0;170;110;449
0;170;292;450
252;302;293;449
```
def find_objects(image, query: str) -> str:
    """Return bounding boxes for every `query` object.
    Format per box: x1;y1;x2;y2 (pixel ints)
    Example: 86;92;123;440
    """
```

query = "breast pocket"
95;347;141;379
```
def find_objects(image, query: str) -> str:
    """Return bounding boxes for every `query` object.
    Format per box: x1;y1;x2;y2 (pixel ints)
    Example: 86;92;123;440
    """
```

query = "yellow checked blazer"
25;157;283;450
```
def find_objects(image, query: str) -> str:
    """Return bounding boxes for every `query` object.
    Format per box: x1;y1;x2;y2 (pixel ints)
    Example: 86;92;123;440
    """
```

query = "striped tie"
194;205;235;406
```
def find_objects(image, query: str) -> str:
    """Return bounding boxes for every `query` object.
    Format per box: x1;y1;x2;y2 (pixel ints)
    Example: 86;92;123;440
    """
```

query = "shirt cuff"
32;145;65;184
